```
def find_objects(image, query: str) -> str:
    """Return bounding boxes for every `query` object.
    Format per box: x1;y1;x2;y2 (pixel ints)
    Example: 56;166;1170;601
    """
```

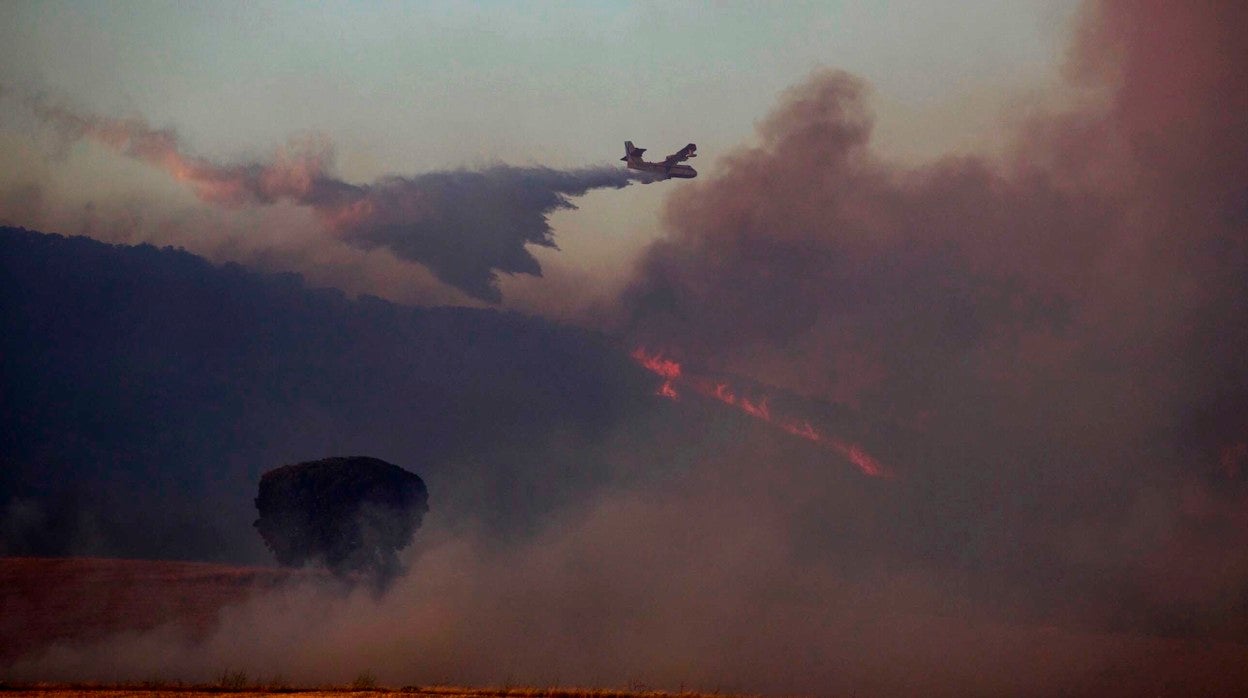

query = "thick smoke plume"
35;103;646;302
621;0;1247;420
615;0;1248;650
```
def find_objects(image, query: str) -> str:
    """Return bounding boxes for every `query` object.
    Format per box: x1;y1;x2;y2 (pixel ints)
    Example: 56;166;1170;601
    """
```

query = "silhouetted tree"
254;456;428;589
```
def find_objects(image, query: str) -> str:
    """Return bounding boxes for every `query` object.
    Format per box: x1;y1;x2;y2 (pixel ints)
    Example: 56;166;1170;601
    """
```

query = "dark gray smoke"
612;0;1248;650
254;456;429;590
31;104;648;302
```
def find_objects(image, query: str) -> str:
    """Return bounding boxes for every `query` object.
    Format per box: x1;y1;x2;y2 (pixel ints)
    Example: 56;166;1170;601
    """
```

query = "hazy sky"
2;1;1077;164
0;0;1080;310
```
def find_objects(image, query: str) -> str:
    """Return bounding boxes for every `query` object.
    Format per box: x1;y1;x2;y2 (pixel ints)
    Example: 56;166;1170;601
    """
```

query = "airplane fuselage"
626;161;697;179
622;141;698;179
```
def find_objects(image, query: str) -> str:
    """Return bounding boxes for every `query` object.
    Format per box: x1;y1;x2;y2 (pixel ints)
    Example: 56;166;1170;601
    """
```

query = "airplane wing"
663;143;697;166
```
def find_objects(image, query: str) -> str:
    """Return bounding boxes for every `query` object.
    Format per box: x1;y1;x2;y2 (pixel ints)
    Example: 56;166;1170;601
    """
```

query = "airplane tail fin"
622;141;646;162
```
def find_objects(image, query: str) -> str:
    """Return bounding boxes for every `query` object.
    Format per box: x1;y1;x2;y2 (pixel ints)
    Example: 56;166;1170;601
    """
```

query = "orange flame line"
632;347;892;478
631;347;681;379
632;348;682;399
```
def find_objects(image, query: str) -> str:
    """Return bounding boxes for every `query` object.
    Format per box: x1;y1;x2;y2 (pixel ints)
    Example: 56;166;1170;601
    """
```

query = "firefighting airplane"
621;141;697;179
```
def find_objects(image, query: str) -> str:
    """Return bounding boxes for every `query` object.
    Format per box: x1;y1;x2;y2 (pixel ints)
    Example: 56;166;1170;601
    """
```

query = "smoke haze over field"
4;1;1248;696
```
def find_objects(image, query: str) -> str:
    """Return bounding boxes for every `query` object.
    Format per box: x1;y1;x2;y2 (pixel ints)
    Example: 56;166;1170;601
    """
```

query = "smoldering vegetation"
254;457;429;589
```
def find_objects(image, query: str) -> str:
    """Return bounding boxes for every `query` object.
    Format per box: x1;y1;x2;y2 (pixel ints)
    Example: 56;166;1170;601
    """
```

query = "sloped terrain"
0;226;657;561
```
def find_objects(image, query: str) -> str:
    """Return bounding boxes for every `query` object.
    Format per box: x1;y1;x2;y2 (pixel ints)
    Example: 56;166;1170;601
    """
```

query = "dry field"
8;557;1248;696
1;558;756;698
0;687;745;698
0;557;308;664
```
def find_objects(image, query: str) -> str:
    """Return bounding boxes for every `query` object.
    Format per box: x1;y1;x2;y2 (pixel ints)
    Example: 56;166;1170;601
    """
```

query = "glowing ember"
713;383;771;420
631;347;892;478
632;347;681;379
632;347;681;400
779;419;820;442
826;438;888;478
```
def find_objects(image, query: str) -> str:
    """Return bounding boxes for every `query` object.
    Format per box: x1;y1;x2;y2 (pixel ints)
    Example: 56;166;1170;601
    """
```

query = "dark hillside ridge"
0;227;655;560
0;227;899;583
